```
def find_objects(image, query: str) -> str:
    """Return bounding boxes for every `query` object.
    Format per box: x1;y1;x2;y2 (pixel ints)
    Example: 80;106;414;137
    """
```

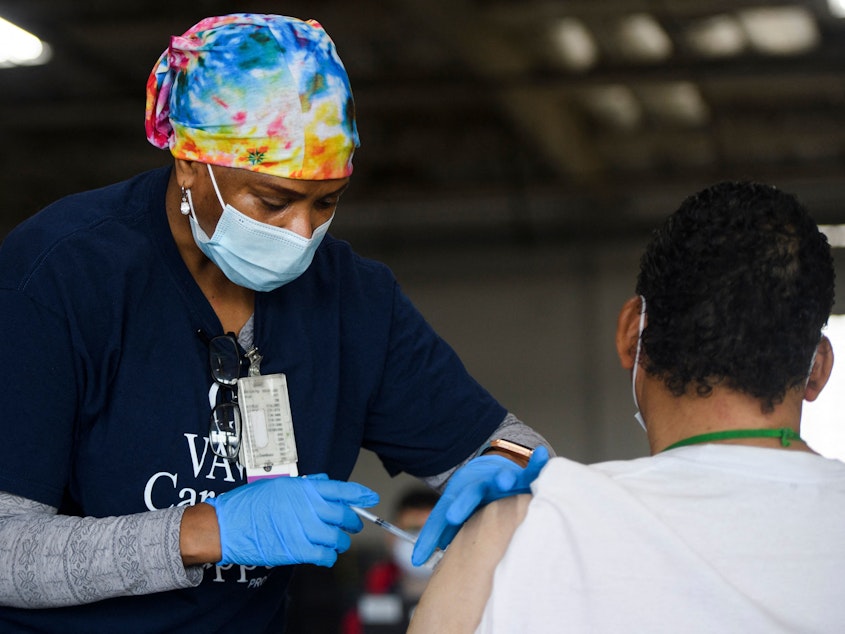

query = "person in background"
408;181;845;633
0;13;550;632
342;488;440;634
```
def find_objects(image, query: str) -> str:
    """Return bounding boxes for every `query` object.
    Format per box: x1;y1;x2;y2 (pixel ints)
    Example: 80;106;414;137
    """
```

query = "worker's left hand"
411;445;549;566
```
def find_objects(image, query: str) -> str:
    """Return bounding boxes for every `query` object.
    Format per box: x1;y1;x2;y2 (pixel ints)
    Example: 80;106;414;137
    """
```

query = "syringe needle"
351;506;445;568
351;506;417;544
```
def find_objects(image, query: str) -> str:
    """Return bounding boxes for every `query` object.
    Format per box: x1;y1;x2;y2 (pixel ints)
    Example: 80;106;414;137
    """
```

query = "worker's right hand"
205;474;379;567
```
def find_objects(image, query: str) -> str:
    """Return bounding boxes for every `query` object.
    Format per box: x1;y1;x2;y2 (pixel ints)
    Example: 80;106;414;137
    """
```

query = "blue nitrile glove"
206;474;379;567
411;445;549;566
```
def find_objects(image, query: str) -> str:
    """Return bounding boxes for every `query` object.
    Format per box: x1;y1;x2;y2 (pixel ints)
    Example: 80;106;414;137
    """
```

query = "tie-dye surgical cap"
145;14;359;180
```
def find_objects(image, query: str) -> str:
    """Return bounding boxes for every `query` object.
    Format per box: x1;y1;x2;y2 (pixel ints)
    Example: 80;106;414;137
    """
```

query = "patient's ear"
616;296;644;370
804;336;834;402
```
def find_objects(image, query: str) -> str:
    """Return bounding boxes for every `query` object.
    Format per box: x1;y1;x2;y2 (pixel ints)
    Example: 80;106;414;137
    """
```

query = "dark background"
3;0;845;254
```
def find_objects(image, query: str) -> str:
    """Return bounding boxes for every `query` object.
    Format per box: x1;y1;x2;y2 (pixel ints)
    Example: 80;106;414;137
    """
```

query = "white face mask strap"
632;295;647;431
206;163;227;211
805;344;819;388
185;187;199;224
632;295;646;405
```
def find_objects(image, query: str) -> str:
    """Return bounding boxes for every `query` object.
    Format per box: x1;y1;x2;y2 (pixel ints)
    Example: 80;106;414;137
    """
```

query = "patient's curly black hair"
636;181;834;412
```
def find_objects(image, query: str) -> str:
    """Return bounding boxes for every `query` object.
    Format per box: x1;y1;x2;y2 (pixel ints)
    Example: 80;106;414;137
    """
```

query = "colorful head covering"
145;14;359;180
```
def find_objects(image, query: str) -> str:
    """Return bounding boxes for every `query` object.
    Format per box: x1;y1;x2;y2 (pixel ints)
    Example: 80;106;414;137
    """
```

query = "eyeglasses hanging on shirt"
199;330;300;481
207;333;244;461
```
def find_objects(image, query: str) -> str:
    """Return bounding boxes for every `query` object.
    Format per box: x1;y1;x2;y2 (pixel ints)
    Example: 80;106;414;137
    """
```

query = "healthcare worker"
0;13;549;632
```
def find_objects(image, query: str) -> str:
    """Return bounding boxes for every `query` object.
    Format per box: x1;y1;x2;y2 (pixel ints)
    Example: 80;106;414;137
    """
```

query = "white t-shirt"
477;445;845;633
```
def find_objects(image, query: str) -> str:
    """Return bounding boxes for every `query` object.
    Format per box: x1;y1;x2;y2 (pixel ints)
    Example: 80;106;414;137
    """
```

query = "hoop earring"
180;187;191;216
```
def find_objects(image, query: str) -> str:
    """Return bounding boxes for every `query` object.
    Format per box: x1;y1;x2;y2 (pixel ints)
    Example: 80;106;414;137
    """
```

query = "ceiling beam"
389;0;605;179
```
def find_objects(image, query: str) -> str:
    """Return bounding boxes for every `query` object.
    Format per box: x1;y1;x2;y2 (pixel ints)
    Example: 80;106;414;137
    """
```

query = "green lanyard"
661;427;802;453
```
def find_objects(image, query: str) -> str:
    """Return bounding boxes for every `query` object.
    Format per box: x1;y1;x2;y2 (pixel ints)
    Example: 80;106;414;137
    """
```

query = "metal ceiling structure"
2;0;845;252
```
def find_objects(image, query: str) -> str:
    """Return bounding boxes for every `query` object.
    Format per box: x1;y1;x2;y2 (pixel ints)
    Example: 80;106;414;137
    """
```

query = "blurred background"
3;1;845;629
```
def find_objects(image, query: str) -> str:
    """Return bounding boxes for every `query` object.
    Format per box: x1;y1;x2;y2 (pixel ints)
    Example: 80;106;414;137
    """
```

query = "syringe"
352;506;444;568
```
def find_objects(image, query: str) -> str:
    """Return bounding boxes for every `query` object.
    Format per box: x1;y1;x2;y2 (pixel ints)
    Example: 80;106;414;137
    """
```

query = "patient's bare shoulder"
408;494;532;634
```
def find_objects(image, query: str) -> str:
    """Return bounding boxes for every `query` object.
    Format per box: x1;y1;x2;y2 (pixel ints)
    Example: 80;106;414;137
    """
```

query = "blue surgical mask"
187;164;333;292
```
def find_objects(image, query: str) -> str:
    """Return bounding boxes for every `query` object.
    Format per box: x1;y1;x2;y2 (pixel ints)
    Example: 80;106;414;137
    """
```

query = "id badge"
237;373;299;482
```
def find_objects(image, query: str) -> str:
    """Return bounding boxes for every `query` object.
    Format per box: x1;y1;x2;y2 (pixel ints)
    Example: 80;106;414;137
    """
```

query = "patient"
408;181;845;633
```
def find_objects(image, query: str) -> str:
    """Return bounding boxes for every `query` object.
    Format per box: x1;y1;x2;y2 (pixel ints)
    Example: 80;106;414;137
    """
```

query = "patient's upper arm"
408;493;532;634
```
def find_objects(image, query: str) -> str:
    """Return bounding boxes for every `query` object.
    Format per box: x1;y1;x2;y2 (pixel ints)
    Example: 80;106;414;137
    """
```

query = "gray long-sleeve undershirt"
0;493;202;608
0;413;551;608
422;412;554;491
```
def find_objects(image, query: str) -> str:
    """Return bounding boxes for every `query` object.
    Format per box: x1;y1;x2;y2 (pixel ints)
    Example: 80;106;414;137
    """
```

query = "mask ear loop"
185;188;199;224
206;163;227;211
804;345;819;389
632;295;647;431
